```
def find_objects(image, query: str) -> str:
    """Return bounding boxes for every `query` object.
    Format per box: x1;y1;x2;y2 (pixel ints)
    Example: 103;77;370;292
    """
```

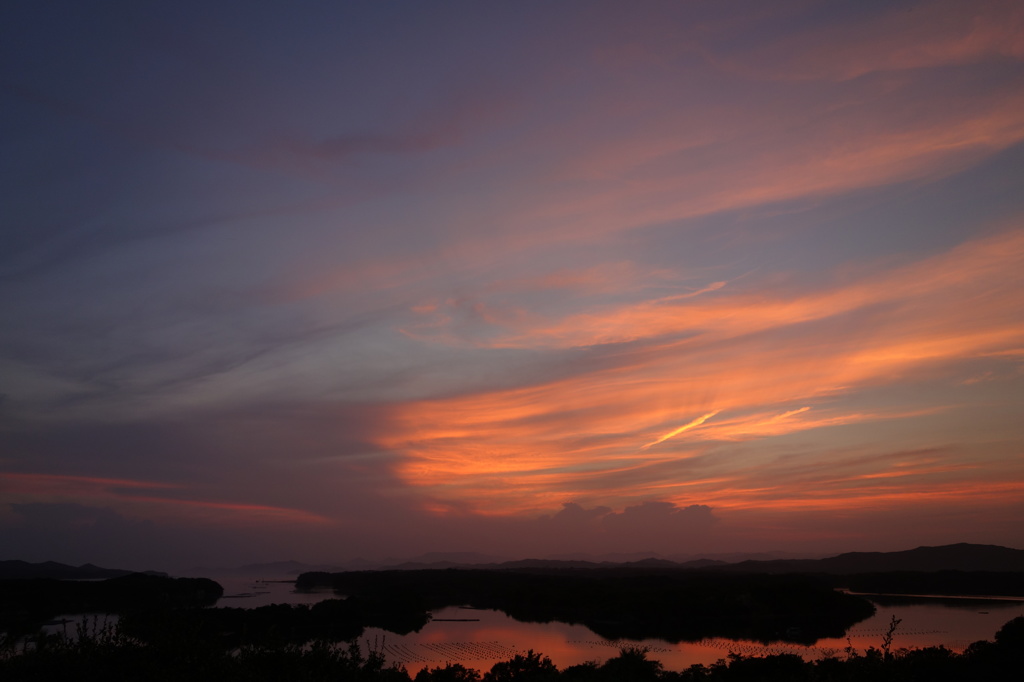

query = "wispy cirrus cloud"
719;0;1024;82
4;1;1023;562
378;227;1024;514
0;471;331;526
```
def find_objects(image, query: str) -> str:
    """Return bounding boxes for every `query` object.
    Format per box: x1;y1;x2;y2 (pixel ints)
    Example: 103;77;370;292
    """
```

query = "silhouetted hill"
0;573;222;638
344;544;1022;573
178;543;1024;579
0;560;166;580
723;543;1024;574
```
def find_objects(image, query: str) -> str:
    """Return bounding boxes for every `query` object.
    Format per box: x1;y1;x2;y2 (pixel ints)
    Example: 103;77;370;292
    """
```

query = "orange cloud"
0;472;179;496
376;229;1024;515
728;0;1024;82
504;82;1024;255
643;410;720;449
267;8;1024;314
687;480;1024;513
116;495;333;526
406;227;1024;353
0;471;330;526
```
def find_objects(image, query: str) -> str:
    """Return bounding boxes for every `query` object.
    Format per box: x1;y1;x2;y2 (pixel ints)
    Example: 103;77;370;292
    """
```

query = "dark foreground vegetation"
1;616;1022;681
2;567;1021;681
0;573;222;642
297;568;874;644
0;559;166;581
842;570;1024;597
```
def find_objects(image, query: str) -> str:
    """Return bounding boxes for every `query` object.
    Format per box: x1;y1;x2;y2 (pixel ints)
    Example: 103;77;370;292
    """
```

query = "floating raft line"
432;618;480;622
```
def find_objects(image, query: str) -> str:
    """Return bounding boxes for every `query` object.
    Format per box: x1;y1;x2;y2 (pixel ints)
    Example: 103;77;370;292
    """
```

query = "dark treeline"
120;597;431;650
4;567;1022;680
0;569;869;654
715;544;1024;574
0;575;425;651
0;559;164;581
296;568;874;644
1;616;1022;681
0;574;222;641
841;571;1024;597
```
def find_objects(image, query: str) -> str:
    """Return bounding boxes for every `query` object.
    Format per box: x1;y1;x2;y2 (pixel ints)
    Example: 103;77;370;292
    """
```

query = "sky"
2;0;1023;571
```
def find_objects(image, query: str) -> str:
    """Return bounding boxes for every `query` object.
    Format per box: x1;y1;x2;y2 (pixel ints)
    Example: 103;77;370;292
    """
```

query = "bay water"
210;573;1024;674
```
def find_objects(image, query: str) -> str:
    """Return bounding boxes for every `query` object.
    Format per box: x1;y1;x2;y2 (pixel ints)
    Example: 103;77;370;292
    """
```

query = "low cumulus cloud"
533;501;719;556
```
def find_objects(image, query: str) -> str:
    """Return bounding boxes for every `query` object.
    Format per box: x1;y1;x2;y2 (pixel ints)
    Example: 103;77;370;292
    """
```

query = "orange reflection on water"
362;602;1024;676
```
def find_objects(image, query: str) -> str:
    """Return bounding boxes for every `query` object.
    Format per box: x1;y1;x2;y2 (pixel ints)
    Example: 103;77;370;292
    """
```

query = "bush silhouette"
414;662;482;681
482;650;557;682
598;646;662;681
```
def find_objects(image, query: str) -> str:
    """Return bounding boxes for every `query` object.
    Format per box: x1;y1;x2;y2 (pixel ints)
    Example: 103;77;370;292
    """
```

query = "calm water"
33;573;1019;673
209;574;1024;674
213;574;335;608
360;601;1024;674
40;574;329;638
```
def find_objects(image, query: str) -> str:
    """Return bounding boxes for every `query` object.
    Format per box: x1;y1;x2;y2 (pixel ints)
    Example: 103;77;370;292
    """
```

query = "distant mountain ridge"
0;560;166;580
367;543;1024;573
18;543;1019;580
183;553;511;576
722;543;1024;574
183;551;819;575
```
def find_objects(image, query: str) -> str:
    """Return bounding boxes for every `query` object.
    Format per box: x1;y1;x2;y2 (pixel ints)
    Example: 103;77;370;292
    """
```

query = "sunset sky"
2;0;1023;571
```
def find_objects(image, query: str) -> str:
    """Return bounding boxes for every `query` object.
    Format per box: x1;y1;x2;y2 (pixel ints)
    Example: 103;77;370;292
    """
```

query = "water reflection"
210;574;335;608
168;578;1024;674
361;600;1024;675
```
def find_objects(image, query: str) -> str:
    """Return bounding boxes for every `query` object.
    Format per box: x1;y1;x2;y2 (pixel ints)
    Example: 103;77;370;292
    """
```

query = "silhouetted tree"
597;646;662;681
482;650;557;682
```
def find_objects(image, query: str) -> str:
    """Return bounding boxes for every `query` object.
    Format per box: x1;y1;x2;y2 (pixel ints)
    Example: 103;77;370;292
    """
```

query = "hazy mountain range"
360;543;1024;574
0;560;167;580
721;542;1024;574
180;550;823;576
7;543;1021;580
